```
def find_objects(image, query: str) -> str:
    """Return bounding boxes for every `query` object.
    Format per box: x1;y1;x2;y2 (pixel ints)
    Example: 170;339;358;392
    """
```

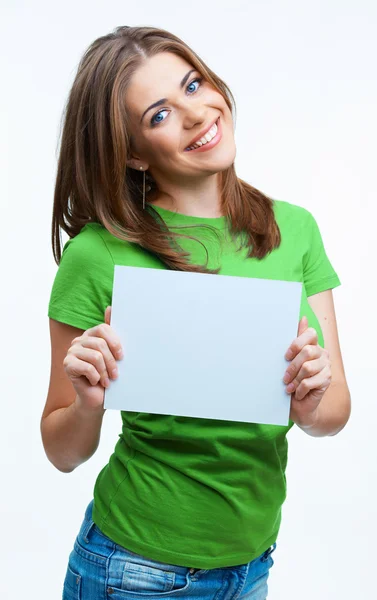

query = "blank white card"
104;266;302;426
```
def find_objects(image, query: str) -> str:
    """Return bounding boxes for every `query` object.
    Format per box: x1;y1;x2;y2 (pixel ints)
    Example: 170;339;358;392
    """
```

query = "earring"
139;166;145;209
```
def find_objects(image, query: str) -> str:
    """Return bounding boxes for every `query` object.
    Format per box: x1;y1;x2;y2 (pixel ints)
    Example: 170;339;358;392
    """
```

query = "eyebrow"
139;69;197;124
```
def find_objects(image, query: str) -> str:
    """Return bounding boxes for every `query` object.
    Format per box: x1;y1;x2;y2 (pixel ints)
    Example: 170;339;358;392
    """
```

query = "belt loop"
82;517;96;543
82;498;95;544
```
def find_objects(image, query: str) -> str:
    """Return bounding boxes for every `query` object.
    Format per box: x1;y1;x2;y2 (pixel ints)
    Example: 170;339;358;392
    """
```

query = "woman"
41;25;351;599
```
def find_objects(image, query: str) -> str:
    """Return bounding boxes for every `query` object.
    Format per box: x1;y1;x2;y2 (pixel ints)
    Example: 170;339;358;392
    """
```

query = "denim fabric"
62;499;276;600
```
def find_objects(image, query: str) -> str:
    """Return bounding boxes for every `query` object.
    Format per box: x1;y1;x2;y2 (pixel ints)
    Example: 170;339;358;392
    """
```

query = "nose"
182;105;207;129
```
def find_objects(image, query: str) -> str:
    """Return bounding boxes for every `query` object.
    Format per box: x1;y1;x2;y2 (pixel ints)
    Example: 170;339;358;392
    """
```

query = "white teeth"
186;121;218;151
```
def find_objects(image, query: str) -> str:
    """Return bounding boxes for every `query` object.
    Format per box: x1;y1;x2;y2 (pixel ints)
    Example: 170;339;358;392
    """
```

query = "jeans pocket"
121;562;190;594
62;561;82;600
106;553;193;597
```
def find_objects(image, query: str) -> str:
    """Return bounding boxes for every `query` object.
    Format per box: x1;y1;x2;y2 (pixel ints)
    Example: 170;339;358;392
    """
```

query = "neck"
147;171;223;218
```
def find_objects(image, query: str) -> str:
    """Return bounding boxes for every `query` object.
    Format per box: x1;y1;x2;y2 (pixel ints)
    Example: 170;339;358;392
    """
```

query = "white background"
1;1;376;598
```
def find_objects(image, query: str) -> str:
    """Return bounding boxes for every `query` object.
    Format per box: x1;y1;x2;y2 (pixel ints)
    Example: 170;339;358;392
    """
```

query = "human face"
125;52;236;182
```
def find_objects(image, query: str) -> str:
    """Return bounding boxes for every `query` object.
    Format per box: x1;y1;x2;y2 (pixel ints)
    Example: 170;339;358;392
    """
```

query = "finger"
84;323;123;360
297;315;308;337
285;326;318;361
105;306;112;326
63;354;102;387
68;345;110;387
283;354;324;393
294;366;331;401
77;336;120;382
283;344;323;384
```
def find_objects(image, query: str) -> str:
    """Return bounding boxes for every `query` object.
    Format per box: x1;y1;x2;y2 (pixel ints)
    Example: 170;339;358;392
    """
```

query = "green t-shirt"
48;199;341;569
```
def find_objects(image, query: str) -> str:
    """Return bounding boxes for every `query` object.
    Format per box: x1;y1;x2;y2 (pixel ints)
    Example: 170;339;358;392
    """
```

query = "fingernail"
117;349;124;359
111;368;118;379
285;349;293;360
286;383;295;392
104;377;110;388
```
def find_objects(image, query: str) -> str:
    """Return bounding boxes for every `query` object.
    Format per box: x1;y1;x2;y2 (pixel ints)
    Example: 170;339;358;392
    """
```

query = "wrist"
74;396;106;419
295;406;321;430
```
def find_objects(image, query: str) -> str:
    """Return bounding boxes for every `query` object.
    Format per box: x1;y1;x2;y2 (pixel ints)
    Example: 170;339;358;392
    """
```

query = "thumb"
104;305;112;325
297;315;308;336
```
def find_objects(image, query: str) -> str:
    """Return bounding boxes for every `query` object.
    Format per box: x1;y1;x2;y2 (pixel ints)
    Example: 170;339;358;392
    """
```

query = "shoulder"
49;223;116;329
62;223;112;256
61;223;133;266
272;200;318;247
60;222;163;271
272;198;313;226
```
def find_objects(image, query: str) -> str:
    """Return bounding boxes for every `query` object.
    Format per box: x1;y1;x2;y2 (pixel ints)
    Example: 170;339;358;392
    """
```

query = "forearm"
296;383;351;438
40;397;106;473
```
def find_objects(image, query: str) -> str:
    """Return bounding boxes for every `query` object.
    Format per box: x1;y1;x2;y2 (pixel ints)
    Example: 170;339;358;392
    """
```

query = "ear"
126;158;148;171
126;158;138;170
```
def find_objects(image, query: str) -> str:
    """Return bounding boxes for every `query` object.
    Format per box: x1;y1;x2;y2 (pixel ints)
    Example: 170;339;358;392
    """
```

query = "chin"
213;143;237;172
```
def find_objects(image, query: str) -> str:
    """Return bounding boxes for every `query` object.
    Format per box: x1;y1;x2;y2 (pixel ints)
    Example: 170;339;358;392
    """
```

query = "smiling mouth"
184;117;221;152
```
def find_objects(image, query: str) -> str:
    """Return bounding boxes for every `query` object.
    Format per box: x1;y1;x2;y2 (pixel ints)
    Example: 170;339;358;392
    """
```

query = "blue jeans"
63;499;277;599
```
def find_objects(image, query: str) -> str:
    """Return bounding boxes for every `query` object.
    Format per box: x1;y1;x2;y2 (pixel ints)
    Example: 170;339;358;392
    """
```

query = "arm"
296;289;351;437
40;319;105;473
43;225;117;471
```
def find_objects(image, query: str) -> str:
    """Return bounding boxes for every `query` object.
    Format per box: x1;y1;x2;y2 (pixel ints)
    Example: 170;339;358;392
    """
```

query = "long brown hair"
52;25;281;273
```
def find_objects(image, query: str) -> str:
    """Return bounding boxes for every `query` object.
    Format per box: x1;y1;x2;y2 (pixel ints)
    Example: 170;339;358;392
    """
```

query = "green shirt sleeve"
302;209;341;297
48;224;115;330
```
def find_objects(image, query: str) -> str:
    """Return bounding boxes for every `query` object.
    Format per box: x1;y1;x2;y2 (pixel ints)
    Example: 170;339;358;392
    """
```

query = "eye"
150;77;204;127
186;77;203;94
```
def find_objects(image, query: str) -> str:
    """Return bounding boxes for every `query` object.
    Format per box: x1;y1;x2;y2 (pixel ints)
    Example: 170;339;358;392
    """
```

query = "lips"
185;117;219;149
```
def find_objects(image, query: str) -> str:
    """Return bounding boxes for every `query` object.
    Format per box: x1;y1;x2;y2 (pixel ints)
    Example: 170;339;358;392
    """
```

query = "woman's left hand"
283;316;332;427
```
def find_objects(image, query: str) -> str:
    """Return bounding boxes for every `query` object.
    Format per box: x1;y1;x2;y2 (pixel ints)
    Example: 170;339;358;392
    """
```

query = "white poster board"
104;266;302;426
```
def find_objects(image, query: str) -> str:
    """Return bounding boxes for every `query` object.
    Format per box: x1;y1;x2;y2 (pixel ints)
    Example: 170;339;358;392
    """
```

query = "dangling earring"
139;166;145;209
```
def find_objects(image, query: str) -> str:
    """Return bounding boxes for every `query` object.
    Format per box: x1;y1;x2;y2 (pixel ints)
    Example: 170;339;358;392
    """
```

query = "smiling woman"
42;24;350;600
51;26;282;269
122;49;239;220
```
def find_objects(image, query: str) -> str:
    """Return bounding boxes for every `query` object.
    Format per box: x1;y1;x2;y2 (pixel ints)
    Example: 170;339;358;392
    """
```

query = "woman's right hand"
63;306;123;412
